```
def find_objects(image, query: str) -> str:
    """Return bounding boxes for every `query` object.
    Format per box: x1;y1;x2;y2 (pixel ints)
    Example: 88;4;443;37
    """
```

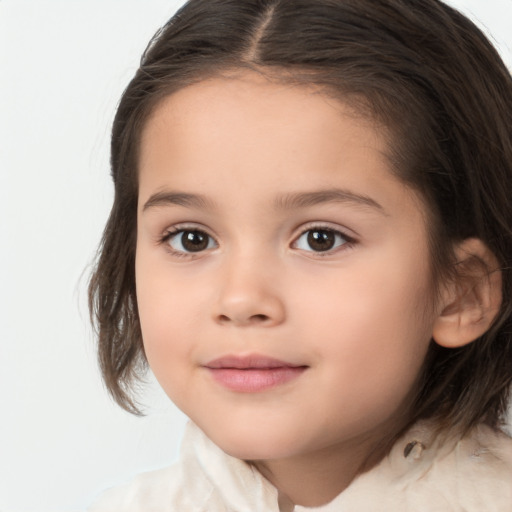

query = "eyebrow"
142;191;214;212
273;188;387;214
142;188;387;215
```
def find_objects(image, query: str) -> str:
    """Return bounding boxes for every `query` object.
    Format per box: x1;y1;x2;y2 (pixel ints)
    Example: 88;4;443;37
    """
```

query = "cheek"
135;251;199;382
297;250;431;337
293;252;434;399
136;281;199;409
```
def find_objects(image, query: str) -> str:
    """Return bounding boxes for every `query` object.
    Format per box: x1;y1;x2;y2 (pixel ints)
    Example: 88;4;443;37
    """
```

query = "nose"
212;257;286;327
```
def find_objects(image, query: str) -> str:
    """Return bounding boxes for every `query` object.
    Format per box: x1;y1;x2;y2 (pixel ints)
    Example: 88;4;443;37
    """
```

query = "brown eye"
167;229;216;253
181;231;208;251
307;230;335;251
294;228;349;253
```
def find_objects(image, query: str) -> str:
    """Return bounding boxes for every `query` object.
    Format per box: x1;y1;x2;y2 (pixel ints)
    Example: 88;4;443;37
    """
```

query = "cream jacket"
89;421;512;511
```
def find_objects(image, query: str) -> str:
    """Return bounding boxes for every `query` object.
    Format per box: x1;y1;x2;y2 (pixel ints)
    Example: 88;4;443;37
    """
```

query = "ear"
432;238;502;348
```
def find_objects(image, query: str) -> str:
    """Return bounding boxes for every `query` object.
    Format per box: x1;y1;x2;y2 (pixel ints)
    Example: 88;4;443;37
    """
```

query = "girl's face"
136;72;438;463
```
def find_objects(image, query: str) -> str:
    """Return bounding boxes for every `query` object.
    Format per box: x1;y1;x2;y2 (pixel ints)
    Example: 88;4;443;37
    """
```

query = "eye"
293;228;350;253
164;229;217;253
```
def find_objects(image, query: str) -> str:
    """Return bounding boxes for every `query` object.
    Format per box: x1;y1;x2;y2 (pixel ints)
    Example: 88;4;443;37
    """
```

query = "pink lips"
204;355;307;392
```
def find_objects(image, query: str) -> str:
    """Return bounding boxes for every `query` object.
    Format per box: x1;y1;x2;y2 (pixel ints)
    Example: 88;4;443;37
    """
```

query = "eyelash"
292;225;356;256
159;226;217;258
159;224;356;258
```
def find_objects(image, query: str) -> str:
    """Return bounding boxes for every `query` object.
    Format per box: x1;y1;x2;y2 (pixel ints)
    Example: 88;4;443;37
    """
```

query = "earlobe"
432;238;502;349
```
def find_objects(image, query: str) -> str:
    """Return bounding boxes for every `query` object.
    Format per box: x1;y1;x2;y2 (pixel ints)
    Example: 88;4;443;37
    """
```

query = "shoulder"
88;465;185;512
341;422;512;512
86;421;278;512
88;460;226;512
87;422;219;512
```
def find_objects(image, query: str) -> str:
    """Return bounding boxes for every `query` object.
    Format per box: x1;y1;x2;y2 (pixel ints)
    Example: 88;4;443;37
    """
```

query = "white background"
0;1;511;511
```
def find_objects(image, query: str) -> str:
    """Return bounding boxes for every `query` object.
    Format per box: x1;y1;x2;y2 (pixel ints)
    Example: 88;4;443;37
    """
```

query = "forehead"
140;72;385;156
141;75;383;173
137;72;422;222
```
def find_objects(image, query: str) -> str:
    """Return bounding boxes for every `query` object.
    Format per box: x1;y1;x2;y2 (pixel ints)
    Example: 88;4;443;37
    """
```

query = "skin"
135;71;442;507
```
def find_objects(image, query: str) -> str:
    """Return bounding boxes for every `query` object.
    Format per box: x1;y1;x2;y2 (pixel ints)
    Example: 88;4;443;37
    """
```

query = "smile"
204;355;308;392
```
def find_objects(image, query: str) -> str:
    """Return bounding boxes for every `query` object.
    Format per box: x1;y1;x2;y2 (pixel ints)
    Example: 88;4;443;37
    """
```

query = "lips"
204;355;308;392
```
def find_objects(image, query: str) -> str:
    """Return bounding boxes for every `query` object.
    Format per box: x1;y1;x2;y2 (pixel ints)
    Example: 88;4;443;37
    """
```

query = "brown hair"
89;0;512;433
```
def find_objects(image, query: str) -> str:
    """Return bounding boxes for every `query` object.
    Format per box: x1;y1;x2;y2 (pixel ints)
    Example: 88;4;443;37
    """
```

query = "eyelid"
291;221;357;241
160;222;217;240
159;223;219;257
156;221;357;257
290;222;357;254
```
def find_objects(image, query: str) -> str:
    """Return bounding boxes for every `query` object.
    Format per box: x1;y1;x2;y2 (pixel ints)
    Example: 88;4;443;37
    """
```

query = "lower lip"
206;367;306;392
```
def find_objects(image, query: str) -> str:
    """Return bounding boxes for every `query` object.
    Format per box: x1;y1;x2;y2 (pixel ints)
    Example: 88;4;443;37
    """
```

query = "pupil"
182;231;208;252
307;230;335;251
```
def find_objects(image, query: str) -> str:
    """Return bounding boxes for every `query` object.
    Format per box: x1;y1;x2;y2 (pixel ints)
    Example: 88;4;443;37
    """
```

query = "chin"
200;420;301;461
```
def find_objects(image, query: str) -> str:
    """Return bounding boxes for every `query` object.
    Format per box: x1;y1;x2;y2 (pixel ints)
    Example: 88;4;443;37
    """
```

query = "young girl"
88;0;512;510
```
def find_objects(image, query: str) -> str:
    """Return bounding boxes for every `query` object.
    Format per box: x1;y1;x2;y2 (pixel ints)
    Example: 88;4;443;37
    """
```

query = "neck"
250;420;404;508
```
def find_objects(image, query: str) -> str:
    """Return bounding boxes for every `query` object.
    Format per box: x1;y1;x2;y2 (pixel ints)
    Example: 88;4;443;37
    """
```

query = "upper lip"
204;355;306;369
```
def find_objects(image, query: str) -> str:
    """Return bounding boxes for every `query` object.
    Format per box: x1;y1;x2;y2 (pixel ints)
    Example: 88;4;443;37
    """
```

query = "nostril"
217;313;270;324
251;314;269;322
